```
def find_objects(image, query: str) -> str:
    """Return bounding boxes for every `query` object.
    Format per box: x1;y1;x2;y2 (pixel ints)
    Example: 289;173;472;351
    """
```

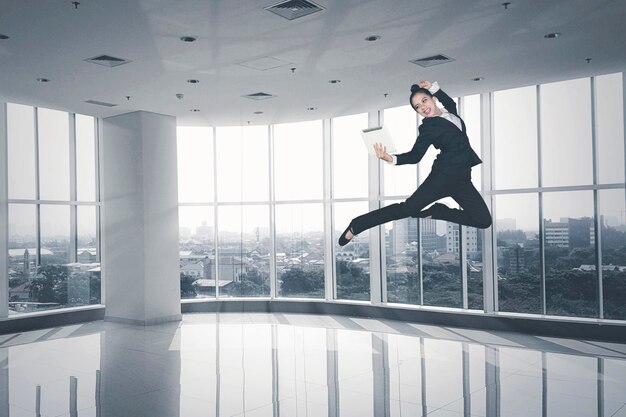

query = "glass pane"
217;205;270;297
35;205;71;311
337;330;373;416
541;78;593;187
177;126;214;203
383;105;418;196
7;103;36;199
463;94;482;190
76;114;96;201
334;201;371;301
599;189;626;319
466;226;484;310
40;205;70;266
494;86;538;189
274;120;323;201
77;206;97;261
332;113;369;199
7;204;37;314
179;206;215;299
596;73;624;184
422;212;462;308
76;205;100;304
216;125;269;202
495;193;541;314
38;108;70;200
275;203;325;298
384;200;420;305
543;191;597;317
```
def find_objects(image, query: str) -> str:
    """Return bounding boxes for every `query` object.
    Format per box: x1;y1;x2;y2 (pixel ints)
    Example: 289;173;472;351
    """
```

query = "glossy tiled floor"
1;313;625;417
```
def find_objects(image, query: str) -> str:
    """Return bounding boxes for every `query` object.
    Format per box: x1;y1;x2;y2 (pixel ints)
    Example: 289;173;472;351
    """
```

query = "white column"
100;111;181;325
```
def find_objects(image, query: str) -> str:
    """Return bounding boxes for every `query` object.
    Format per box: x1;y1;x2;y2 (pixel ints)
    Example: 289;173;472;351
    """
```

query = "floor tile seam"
424;396;487;417
611;402;626;417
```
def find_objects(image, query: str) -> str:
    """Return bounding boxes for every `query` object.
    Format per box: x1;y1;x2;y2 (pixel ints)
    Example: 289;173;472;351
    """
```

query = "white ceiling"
1;0;625;126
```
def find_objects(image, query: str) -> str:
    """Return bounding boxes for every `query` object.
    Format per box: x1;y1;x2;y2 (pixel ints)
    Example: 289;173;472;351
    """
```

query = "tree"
281;268;324;295
180;273;197;297
30;265;69;304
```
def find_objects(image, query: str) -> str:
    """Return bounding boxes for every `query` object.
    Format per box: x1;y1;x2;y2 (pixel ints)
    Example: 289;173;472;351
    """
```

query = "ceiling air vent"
242;92;276;100
84;100;117;107
84;54;132;67
264;0;324;20
409;54;455;68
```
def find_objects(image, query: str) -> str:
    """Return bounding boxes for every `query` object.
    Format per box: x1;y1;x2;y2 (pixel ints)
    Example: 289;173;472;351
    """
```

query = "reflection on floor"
0;312;625;417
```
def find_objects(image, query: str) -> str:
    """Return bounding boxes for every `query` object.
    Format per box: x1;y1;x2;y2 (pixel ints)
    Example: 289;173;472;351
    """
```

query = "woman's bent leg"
350;173;449;234
433;175;492;229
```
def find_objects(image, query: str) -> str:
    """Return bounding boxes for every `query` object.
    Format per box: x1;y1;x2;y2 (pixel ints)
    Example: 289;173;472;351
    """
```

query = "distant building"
544;217;594;249
195;222;213;241
503;244;525;275
568;217;594;249
446;224;478;255
422;218;439;253
544;219;569;248
181;261;204;277
390;217;418;255
78;248;97;263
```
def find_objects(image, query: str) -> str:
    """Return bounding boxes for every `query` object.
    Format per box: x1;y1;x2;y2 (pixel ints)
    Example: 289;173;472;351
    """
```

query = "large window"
598;189;626;320
385;201;420;305
275;203;325;298
6;104;100;315
332;113;369;199
493;86;538;190
334;202;371;301
383;105;418;196
172;72;626;323
274;121;323;201
495;194;541;314
540;78;593;187
178;206;215;299
216;125;269;202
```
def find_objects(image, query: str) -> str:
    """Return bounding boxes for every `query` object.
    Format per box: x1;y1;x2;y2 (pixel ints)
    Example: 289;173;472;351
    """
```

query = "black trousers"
350;169;492;234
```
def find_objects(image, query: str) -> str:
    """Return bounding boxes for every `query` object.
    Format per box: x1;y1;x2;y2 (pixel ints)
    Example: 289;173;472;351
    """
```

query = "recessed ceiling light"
0;34;9;40
180;36;197;42
254;111;264;114
329;79;341;84
364;35;381;42
36;78;50;83
472;77;484;82
190;109;200;112
307;107;317;111
187;79;200;84
544;32;560;39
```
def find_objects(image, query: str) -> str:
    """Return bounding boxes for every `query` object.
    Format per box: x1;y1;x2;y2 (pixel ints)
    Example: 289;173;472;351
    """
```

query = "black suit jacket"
395;88;482;174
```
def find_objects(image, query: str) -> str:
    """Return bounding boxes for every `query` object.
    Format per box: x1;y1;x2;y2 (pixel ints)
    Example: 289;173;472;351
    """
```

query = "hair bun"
410;84;420;93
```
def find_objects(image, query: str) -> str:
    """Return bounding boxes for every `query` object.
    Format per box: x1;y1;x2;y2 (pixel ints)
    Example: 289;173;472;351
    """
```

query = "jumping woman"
338;80;492;246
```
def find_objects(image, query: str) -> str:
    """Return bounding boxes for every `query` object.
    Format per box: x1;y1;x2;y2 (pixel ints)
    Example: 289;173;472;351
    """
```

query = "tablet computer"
361;126;396;155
